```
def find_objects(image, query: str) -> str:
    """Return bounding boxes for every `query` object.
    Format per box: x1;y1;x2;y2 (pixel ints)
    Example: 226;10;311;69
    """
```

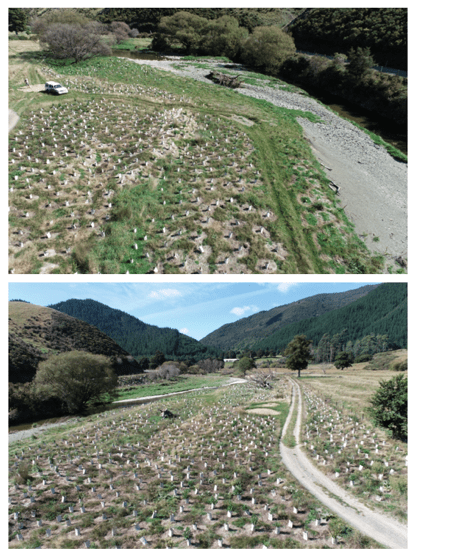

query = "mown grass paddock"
9;40;383;274
9;380;381;549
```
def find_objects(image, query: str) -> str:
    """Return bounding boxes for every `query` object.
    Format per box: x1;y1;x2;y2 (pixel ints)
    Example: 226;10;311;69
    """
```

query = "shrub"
390;359;407;372
367;374;407;440
197;358;224;373
152;363;180;380
39;21;113;63
186;364;204;374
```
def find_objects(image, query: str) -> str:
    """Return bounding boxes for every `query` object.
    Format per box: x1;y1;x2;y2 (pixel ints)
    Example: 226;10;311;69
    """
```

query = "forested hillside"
251;283;407;353
97;8;301;34
9;302;141;383
287;8;407;70
201;285;378;351
48;299;220;361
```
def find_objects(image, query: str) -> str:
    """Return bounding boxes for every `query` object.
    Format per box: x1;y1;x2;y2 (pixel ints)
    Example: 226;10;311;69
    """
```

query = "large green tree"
9;8;29;34
241;25;296;74
157;11;207;53
200;15;247;59
334;351;354;370
237;356;256;377
34;351;118;414
347;46;375;80
284;334;311;378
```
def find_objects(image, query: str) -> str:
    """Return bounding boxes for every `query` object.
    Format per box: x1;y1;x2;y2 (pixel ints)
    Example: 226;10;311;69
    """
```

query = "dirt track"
280;379;408;549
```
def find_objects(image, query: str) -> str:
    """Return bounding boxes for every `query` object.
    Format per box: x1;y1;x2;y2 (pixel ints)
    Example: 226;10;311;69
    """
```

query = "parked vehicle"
45;81;68;95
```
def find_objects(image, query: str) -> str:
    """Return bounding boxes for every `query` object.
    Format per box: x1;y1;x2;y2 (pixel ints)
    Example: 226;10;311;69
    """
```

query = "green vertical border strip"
419;2;468;555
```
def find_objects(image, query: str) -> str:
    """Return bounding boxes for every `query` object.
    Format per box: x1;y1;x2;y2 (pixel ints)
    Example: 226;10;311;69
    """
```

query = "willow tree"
241;25;296;74
34;351;118;414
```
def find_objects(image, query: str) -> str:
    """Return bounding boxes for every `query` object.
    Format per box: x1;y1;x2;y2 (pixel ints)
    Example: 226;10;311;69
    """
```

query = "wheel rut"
280;378;408;549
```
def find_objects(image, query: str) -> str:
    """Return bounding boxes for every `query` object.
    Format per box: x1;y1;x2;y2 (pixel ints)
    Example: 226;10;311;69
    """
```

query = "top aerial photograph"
8;8;407;274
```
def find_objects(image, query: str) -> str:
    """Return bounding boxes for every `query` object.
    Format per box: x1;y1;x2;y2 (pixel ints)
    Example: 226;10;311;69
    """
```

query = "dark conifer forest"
48;299;220;362
250;283;407;354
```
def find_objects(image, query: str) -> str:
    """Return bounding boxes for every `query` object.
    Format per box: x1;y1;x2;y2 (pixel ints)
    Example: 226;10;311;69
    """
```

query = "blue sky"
9;282;377;340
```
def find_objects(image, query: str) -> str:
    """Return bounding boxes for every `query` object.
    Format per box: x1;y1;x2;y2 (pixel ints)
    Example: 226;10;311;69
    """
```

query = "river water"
112;49;407;155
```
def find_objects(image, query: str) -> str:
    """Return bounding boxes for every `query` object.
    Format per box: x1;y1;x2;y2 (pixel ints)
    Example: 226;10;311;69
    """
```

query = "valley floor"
9;372;407;549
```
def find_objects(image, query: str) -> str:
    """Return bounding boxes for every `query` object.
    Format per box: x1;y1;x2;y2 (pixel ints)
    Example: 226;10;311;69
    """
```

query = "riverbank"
118;50;406;155
9;377;247;443
130;56;407;269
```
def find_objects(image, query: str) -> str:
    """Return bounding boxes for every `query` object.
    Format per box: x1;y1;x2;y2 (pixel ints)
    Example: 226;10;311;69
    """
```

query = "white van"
45;81;68;95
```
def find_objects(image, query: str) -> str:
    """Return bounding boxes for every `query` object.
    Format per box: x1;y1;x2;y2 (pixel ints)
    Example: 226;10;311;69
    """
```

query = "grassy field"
8;39;383;274
8;379;381;549
291;351;408;522
298;350;408;414
115;375;231;401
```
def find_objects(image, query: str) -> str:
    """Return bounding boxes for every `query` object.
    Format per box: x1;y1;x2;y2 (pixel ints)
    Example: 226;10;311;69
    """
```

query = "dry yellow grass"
273;350;407;415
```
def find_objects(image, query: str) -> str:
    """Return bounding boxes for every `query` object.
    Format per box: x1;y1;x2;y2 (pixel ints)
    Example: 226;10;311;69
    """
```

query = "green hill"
9;302;141;383
286;8;407;70
200;284;378;352
48;299;220;361
251;283;407;353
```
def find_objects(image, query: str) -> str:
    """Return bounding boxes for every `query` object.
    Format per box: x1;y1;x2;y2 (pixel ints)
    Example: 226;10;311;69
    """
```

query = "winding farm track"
280;379;408;549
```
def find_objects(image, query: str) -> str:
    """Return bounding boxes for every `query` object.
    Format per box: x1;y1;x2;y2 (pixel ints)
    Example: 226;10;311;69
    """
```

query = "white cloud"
230;305;259;317
149;289;182;300
277;283;298;293
180;328;189;334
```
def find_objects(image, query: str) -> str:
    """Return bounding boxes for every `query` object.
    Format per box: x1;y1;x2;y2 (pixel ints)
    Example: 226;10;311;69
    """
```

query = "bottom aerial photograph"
8;281;408;549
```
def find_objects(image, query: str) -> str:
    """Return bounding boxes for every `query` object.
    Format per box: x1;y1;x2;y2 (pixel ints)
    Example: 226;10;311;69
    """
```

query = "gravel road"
281;379;408;549
132;57;407;269
8;418;79;445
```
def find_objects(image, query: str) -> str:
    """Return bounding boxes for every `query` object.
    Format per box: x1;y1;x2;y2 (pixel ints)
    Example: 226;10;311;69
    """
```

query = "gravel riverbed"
113;58;408;270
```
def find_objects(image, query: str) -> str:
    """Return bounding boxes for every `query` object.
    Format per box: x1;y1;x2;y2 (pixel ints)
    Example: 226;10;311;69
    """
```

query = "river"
112;49;407;155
